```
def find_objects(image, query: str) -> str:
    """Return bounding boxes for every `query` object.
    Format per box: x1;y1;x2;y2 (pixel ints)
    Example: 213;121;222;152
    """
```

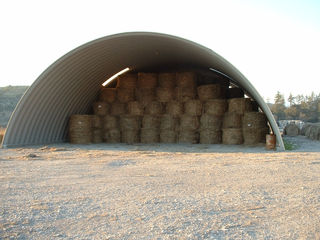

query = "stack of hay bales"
68;115;93;144
242;112;269;144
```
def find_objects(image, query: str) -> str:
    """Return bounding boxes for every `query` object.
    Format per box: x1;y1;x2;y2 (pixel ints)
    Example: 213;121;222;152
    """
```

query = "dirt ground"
1;136;320;239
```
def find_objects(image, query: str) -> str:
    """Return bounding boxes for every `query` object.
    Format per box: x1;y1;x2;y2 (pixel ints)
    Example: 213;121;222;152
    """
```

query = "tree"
287;93;295;106
271;91;286;120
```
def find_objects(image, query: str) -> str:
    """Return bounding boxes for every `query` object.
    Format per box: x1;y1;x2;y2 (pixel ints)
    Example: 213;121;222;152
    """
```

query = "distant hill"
0;86;29;127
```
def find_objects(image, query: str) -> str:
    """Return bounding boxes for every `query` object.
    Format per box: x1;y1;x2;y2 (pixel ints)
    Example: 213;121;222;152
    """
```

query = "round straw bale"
284;123;300;136
103;115;118;130
137;73;158;88
117;88;135;103
175;87;196;102
92;129;103;143
121;130;140;144
104;129;121;143
160;130;177;143
127;101;144;116
99;88;117;103
160;114;179;130
176;72;197;88
204;99;228;116
92;115;102;129
222;128;243;144
158;73;176;88
166;101;184;116
197;84;226;100
142;115;161;129
93;102;109;116
156;87;174;102
69;115;92;144
180;115;199;131
135;88;156;107
242;112;267;129
200;114;223;130
184;100;203;116
110;102;126;116
178;130;199;144
243;127;269;144
228;98;253;114
140;128;160;143
145;101;164;115
120;115;141;131
200;129;222;144
116;73;137;89
223;112;243;128
227;87;244;99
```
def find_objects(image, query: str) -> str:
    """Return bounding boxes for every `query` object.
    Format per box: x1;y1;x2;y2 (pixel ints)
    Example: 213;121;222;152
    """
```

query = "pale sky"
1;0;319;101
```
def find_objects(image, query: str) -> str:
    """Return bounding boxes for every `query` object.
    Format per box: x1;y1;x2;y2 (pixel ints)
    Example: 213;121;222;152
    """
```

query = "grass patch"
283;139;297;150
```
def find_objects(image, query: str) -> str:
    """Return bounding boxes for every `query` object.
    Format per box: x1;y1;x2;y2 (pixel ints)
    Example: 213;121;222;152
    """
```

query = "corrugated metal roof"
2;32;284;150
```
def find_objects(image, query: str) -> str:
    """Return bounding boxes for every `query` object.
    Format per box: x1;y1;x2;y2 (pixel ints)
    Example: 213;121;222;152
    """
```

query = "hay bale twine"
135;88;156;107
200;114;223;130
242;112;268;129
223;112;243;128
145;101;164;115
160;114;179;131
228;98;253;114
243;128;269;145
69;115;92;144
93;102;109;116
117;88;135;103
104;129;121;143
156;87;174;102
142;115;161;129
284;123;300;136
120;115;141;131
176;72;197;88
103;115;118;130
140;128;160;143
197;84;226;100
227;87;244;99
92;115;102;129
121;130;140;144
184;100;203;116
166;101;184;116
178;130;199;144
175;87;196;102
160;130;177;143
116;73;137;89
204;99;228;116
99;88;117;103
127;101;144;116
180;115;199;131
222;128;243;144
200;129;222;144
92;129;103;143
137;73;158;89
158;73;176;88
110;102;126;116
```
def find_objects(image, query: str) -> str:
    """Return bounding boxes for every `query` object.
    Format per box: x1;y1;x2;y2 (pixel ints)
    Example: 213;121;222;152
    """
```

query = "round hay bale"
204;99;228;116
145;101;164;115
156;87;174;102
137;73;158;88
93;102;109;116
120;115;141;131
116;73;137;89
178;130;199;144
166;101;183;116
223;112;243;128
103;115;118;130
309;125;320;140
142;115;161;129
110;102;126;116
228;98;253;114
69;115;92;144
140;128;160;143
227;87;244;99
284;123;300;136
222;128;243;145
175;87;196;102
301;123;312;136
92;129;103;143
158;73;176;88
135;88;156;107
200;114;223;130
99;88;117;103
92;115;102;129
242;112;268;129
180;115;199;131
127;101;144;116
200;129;222;144
104;129;121;143
243;127;269;144
160;130;177;143
121;130;140;144
197;84;226;100
117;88;135;103
176;72;196;88
160;114;179;131
184;100;203;116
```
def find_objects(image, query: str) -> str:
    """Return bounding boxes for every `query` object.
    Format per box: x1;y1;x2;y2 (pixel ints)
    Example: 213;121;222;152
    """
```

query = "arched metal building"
2;32;284;150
